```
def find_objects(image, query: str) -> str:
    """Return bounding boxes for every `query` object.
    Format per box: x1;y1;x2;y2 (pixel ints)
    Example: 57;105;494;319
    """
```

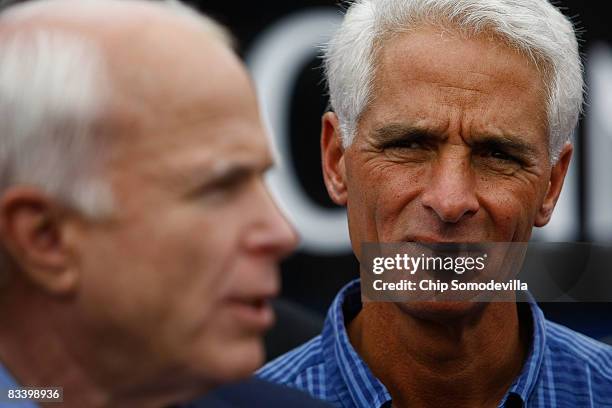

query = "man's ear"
0;188;78;294
321;112;348;206
534;143;573;227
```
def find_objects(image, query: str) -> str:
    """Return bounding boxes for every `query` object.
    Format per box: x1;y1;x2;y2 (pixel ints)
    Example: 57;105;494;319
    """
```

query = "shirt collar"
321;279;547;408
321;279;392;408
501;292;547;407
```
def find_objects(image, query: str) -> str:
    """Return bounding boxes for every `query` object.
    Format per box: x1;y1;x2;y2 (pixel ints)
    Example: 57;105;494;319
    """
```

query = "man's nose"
421;153;479;224
244;183;299;258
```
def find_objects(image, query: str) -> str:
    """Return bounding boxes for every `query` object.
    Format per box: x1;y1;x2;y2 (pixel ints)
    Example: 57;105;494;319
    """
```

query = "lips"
404;236;487;255
225;293;276;331
404;235;454;244
404;234;486;244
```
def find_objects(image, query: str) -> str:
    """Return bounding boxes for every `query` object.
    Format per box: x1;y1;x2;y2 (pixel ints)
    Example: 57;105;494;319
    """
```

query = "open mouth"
226;296;275;330
244;297;267;310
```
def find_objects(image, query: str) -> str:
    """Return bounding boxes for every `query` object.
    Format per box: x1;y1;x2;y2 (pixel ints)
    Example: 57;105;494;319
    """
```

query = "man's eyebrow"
372;123;442;144
472;135;539;158
373;123;540;157
173;155;272;190
206;157;273;180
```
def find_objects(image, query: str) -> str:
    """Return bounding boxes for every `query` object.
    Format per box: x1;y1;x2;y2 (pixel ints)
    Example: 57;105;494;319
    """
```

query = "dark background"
188;1;612;344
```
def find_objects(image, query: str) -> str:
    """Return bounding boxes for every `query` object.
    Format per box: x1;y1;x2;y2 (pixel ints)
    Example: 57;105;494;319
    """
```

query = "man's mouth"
225;295;276;331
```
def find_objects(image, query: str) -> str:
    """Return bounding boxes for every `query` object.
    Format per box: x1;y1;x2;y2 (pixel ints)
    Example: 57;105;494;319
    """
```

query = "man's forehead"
362;26;549;143
106;126;274;195
377;26;545;94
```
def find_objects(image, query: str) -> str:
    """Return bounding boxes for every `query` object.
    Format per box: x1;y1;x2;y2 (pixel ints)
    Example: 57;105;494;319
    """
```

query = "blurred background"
186;0;612;355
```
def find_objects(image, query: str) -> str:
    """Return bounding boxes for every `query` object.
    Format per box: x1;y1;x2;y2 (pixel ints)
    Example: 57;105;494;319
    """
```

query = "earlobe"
321;112;348;206
534;143;573;227
0;188;78;294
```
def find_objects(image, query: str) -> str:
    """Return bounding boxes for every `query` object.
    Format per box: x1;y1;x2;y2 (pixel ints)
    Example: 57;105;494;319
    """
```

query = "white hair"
0;0;234;219
0;0;234;283
324;0;584;162
0;28;114;217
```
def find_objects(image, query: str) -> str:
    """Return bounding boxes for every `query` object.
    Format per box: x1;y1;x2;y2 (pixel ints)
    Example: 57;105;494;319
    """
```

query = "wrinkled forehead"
368;26;549;127
375;24;548;91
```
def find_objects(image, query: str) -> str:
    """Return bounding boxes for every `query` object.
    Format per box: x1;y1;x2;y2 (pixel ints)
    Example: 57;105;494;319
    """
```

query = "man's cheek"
482;195;530;239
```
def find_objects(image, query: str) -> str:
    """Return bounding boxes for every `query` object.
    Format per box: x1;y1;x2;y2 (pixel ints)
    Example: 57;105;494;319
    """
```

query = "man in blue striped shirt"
259;279;612;407
258;0;612;406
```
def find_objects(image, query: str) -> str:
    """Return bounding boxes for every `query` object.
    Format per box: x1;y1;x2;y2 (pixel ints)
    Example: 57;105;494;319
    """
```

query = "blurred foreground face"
64;19;297;385
336;27;568;249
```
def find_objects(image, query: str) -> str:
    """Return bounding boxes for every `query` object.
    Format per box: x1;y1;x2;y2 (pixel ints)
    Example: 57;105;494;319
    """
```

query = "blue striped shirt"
258;279;612;407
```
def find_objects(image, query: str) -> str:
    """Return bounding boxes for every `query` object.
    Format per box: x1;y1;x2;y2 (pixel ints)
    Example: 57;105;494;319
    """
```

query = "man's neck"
0;281;201;408
347;302;530;408
0;285;108;406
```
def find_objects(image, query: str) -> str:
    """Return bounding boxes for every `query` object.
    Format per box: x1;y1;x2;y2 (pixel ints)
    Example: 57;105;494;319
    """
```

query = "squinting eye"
385;140;426;150
405;141;423;149
486;149;517;163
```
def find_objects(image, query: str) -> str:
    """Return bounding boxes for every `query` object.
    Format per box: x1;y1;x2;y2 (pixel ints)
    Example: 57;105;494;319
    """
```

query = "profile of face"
28;21;298;389
322;27;572;315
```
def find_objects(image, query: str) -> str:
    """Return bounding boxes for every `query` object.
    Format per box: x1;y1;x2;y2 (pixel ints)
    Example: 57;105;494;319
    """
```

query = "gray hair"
0;0;233;284
324;0;584;162
0;0;234;218
0;29;114;217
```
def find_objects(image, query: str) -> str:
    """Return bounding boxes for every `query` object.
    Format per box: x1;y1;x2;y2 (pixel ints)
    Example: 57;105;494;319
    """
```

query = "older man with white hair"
259;0;612;407
0;0;336;407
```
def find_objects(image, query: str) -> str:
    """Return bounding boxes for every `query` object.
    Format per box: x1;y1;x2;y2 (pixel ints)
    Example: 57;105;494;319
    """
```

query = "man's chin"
205;337;265;383
395;301;488;323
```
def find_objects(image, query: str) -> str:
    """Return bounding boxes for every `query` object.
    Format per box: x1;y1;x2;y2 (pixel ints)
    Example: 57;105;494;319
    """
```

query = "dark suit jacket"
184;378;331;408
